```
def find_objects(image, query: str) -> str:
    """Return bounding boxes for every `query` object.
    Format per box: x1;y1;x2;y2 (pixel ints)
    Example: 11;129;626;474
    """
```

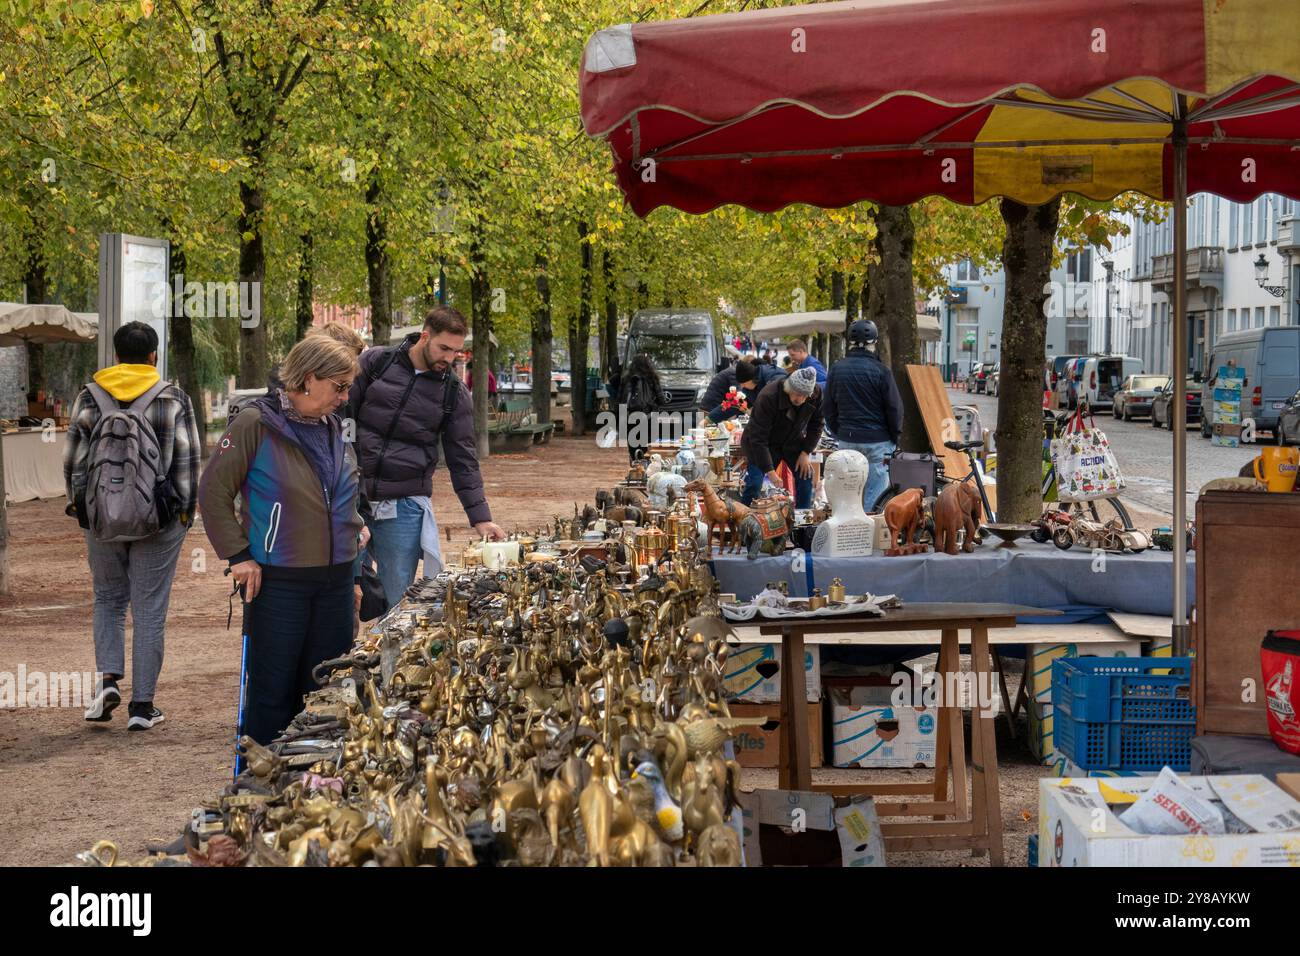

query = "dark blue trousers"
243;575;354;745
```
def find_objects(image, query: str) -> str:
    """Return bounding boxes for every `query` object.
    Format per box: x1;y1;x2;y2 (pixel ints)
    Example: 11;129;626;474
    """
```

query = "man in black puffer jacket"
347;307;505;609
824;319;904;512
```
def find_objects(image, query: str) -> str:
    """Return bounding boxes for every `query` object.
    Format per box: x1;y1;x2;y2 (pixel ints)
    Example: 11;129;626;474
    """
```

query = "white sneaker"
127;704;165;731
84;682;121;722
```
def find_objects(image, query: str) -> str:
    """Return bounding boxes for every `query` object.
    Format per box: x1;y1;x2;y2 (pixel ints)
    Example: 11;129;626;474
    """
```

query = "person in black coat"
619;352;668;463
739;366;823;508
824;319;904;511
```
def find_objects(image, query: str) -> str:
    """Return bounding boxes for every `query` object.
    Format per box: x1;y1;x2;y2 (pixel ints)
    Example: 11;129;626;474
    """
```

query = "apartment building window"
1066;249;1092;283
1258;198;1269;244
1227;308;1237;332
1256;306;1266;328
1211;197;1220;245
955;260;980;282
1243;202;1253;247
1271;305;1282;326
1229;204;1239;249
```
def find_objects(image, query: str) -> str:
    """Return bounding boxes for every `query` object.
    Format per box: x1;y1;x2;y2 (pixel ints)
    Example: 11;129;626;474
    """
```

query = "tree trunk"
23;221;49;397
838;283;859;364
295;231;314;342
997;197;1061;522
602;248;619;378
866;204;927;451
531;253;553;427
572;221;593;436
168;240;208;456
827;270;845;363
636;279;649;312
468;222;492;459
365;172;391;348
237;172;268;388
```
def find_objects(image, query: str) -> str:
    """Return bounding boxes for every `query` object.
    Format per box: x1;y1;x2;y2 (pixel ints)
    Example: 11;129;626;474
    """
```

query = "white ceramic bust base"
811;450;876;556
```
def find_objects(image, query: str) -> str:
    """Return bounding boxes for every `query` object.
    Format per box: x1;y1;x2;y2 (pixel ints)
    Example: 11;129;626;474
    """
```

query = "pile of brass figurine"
80;521;760;867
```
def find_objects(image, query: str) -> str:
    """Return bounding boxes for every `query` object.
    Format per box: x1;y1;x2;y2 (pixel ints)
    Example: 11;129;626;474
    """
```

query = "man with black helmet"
825;319;903;511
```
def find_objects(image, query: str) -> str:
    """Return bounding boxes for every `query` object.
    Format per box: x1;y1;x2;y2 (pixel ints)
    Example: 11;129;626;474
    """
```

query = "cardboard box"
728;701;824;769
723;643;821;703
1046;754;1142;778
740;789;885;867
1026;640;1142;763
1038;774;1300;867
1278;774;1300;803
828;680;936;768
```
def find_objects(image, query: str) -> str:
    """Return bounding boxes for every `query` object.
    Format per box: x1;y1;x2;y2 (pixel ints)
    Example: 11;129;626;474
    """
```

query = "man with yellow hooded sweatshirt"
63;321;201;731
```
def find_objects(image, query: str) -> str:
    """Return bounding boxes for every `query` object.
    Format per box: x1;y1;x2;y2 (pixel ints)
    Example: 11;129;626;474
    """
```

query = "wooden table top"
755;602;1060;636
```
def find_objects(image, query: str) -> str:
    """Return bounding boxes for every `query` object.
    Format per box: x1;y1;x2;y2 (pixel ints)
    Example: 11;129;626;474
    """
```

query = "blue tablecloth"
709;542;1195;618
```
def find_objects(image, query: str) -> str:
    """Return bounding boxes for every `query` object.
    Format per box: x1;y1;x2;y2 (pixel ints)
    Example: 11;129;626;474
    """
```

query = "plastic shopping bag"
1050;407;1125;502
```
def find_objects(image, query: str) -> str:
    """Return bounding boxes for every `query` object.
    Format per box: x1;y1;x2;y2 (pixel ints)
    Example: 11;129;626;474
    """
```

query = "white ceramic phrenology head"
824;450;868;513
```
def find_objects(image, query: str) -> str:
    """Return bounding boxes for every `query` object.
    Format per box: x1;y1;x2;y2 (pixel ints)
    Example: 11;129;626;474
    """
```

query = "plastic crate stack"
1050;657;1195;772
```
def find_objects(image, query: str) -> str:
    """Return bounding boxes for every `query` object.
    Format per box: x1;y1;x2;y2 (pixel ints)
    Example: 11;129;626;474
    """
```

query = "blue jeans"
837;440;897;512
244;574;354;744
742;462;814;509
366;498;431;612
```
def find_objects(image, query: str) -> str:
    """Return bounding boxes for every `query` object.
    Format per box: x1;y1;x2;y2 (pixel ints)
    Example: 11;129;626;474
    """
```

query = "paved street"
949;387;1258;521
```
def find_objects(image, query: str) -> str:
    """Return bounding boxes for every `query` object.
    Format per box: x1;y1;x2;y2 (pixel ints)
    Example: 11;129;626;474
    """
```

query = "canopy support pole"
1172;101;1190;656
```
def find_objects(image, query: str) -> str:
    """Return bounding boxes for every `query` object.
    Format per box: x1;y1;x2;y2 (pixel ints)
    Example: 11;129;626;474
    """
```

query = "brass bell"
808;588;827;611
828;577;846;604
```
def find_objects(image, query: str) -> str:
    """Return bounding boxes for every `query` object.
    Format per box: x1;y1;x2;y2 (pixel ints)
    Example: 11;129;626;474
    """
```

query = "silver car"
1112;374;1167;421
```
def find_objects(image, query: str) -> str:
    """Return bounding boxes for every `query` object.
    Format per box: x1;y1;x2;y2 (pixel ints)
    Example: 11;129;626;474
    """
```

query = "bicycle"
871;439;997;545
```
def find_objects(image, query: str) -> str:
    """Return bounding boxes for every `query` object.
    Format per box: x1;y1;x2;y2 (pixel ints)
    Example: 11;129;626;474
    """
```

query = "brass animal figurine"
738;495;793;559
933;482;982;555
883;487;924;552
685;479;750;554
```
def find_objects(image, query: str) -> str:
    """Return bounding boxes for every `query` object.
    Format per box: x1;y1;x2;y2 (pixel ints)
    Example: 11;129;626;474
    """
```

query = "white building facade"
932;193;1300;379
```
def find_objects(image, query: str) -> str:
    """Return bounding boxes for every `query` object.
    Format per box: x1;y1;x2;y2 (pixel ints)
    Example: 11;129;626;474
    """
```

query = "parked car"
970;362;992;393
623;308;720;424
1112;374;1168;420
1200;326;1300;441
987;364;1001;396
1151;377;1203;429
1275;388;1300;445
1080;355;1143;409
1053;356;1088;409
1047;354;1085;396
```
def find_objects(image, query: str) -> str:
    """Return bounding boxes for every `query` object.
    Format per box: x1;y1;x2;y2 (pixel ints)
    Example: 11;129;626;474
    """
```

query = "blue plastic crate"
1051;656;1195;771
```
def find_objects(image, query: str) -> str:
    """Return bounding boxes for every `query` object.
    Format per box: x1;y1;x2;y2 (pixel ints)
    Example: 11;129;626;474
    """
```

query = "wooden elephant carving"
933;483;982;555
883;487;924;550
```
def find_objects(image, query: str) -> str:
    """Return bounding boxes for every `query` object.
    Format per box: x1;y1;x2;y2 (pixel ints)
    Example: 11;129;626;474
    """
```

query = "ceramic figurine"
738;495;794;559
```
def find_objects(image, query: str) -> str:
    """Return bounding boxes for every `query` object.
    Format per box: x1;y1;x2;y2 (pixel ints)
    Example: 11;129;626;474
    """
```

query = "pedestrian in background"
787;338;827;387
66;321;201;731
619;352;668;463
824;319;903;512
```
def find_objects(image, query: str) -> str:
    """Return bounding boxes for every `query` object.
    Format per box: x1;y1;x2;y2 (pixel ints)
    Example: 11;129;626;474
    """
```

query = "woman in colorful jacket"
199;336;366;745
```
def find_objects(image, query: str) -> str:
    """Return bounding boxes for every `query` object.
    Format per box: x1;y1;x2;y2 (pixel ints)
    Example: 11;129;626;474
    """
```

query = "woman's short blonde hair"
280;335;361;392
308;321;367;356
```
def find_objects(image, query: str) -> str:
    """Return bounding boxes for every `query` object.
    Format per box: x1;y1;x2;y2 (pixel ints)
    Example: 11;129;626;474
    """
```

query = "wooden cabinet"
1194;492;1300;737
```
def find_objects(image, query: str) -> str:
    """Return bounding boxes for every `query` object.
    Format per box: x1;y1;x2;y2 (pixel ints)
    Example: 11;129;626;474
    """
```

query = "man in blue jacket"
787;339;827;387
824;320;904;511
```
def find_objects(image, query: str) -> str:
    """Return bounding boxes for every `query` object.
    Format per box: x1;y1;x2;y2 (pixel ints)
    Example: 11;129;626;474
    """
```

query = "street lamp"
1254;253;1287;298
1103;259;1114;354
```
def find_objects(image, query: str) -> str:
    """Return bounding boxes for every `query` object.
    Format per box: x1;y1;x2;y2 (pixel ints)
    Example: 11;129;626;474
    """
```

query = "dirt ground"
0;431;1052;868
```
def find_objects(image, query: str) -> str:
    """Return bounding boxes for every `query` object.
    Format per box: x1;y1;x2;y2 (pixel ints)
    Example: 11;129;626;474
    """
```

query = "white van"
1200;326;1300;440
1080;355;1143;409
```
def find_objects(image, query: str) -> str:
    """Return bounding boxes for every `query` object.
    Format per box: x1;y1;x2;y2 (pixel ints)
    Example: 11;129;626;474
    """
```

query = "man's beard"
424;344;450;372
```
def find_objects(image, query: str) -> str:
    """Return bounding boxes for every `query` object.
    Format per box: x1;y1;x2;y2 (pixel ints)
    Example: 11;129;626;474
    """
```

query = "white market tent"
748;309;845;339
0;303;98;346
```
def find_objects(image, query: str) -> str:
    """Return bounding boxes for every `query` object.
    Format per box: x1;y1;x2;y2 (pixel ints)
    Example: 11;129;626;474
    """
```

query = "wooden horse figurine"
685;479;750;554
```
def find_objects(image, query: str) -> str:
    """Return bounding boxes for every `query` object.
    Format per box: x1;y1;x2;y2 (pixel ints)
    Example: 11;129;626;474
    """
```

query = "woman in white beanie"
739;366;824;507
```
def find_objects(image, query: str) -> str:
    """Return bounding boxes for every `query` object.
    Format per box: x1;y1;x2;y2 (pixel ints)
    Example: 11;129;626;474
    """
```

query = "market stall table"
712;544;1194;618
756;602;1059;866
3;427;68;503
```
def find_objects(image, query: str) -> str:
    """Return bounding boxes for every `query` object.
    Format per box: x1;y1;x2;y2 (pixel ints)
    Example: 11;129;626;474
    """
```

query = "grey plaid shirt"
63;382;203;524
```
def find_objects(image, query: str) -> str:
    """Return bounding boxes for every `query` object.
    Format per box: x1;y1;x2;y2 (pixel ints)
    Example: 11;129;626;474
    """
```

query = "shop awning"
917;312;941;341
0;303;97;346
749;309;846;338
